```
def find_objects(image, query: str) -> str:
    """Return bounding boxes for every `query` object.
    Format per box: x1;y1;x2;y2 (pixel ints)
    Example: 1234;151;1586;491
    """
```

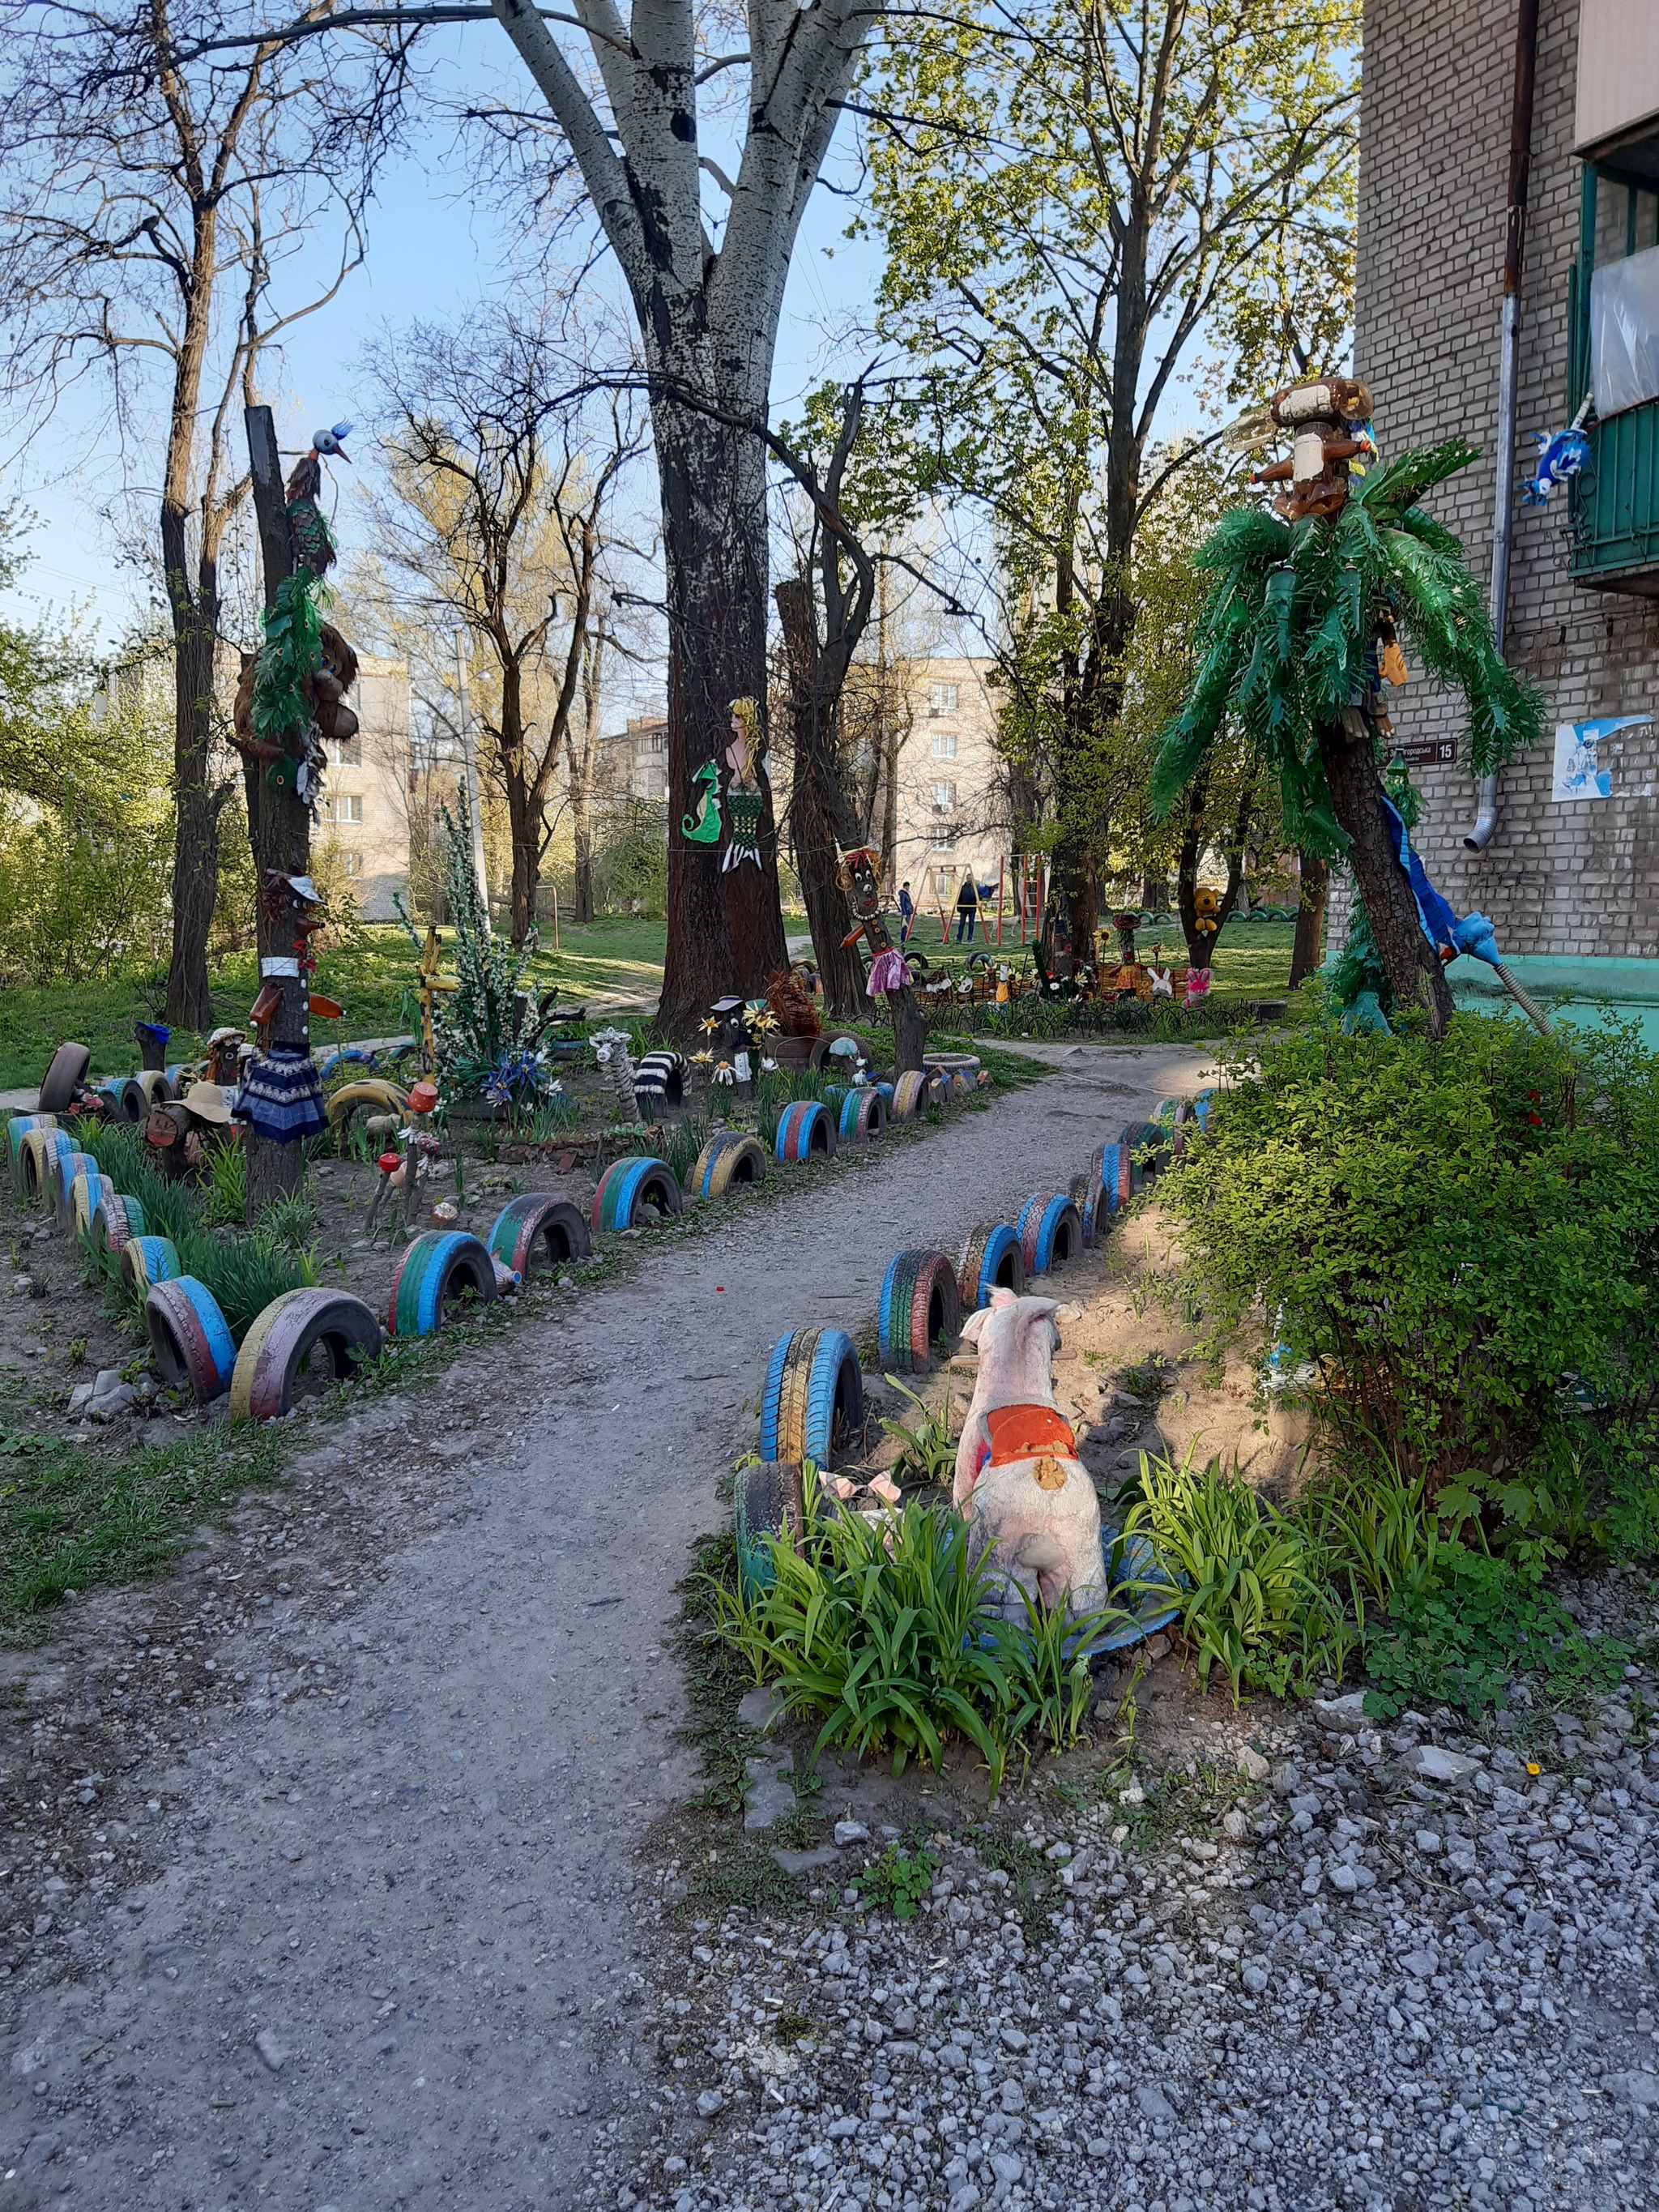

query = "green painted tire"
487;1193;591;1277
878;1249;962;1373
386;1230;497;1337
592;1156;682;1232
122;1236;181;1294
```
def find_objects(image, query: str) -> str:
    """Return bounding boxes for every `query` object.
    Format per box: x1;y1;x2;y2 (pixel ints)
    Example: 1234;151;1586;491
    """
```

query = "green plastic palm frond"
1193;505;1290;575
1356;439;1481;521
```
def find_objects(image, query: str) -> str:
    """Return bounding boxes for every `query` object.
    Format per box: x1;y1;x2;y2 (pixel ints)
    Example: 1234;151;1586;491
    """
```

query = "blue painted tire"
1092;1141;1135;1206
838;1088;888;1144
1016;1193;1085;1276
487;1194;591;1277
774;1100;837;1163
387;1231;497;1337
691;1132;766;1198
878;1249;962;1373
592;1155;682;1230
54;1151;95;1230
1068;1172;1110;1247
8;1113;58;1191
956;1223;1025;1312
760;1326;864;1469
20;1127;74;1206
122;1236;181;1294
146;1275;237;1403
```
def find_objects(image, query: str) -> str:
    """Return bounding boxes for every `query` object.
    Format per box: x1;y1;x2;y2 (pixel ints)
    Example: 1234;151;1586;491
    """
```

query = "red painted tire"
838;1087;888;1145
146;1275;237;1403
487;1193;592;1278
1016;1192;1084;1275
957;1223;1026;1311
229;1288;384;1420
1068;1172;1111;1248
878;1249;962;1373
91;1190;147;1259
387;1231;497;1337
37;1042;91;1115
774;1101;837;1162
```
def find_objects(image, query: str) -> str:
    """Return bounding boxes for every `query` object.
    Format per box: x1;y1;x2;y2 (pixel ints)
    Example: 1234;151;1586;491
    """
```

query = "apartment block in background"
890;658;1013;930
596;713;671;805
318;653;412;921
1351;0;1659;1039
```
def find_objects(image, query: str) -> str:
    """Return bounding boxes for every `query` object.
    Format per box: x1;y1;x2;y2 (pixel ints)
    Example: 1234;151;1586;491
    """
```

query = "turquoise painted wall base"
1447;954;1659;1053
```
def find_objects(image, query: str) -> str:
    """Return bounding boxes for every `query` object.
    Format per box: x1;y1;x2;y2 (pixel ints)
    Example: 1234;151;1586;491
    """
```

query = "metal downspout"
1467;0;1542;852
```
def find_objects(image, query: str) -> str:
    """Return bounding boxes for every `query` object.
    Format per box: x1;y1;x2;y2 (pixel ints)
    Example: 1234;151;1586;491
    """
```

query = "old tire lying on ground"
230;1287;384;1420
774;1100;837;1163
1068;1171;1111;1247
147;1275;237;1403
7;1113;58;1181
19;1126;73;1206
761;1326;865;1468
326;1080;410;1142
889;1069;933;1121
122;1236;181;1294
1120;1117;1170;1176
957;1223;1026;1312
54;1151;94;1228
592;1156;683;1232
632;1051;687;1121
487;1192;592;1278
735;1458;806;1603
387;1230;497;1337
91;1190;147;1259
1017;1192;1085;1276
838;1088;888;1145
1092;1141;1137;1206
878;1249;962;1373
71;1173;117;1243
692;1132;767;1198
37;1042;91;1115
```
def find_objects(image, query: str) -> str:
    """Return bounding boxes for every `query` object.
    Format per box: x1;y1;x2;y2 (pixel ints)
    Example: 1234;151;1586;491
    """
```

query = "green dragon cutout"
681;758;722;844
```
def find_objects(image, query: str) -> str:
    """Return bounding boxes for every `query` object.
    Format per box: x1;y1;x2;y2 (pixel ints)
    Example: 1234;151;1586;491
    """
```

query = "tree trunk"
1289;848;1329;989
573;813;595;925
775;579;868;1019
1175;771;1209;969
164;593;223;1029
654;389;789;1036
1316;715;1452;1034
243;405;312;1216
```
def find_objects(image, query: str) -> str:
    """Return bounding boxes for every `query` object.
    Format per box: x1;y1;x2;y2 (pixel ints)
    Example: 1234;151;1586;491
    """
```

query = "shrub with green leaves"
1166;1015;1659;1525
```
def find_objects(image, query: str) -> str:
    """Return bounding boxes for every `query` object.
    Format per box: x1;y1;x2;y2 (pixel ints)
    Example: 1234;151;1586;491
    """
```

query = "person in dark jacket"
898;880;915;946
954;873;979;943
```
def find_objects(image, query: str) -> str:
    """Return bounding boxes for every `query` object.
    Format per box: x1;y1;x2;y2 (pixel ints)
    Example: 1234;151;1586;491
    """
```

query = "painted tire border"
878;1248;962;1373
146;1275;237;1403
230;1287;385;1420
122;1236;181;1294
693;1132;767;1198
486;1193;592;1278
957;1223;1026;1312
774;1100;837;1163
760;1325;864;1467
386;1230;498;1337
592;1155;684;1232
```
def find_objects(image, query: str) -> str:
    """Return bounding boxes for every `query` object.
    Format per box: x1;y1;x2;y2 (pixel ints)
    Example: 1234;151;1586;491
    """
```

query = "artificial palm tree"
1150;436;1544;1035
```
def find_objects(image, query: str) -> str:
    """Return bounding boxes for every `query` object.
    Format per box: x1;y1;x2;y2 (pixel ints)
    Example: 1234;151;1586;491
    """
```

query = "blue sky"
0;19;887;689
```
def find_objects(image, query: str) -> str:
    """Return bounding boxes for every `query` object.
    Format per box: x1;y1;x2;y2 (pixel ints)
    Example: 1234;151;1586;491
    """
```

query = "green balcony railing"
1568;397;1659;587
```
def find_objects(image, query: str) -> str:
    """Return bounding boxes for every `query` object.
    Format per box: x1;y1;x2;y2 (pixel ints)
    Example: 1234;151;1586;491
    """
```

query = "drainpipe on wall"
1467;0;1542;852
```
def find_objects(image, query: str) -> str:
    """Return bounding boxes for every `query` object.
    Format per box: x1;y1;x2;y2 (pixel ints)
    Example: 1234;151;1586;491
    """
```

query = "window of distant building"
340;850;363;877
328;735;361;767
332;794;363;825
930;779;957;811
930;731;957;759
929;826;957;852
928;681;958;715
651;732;666;751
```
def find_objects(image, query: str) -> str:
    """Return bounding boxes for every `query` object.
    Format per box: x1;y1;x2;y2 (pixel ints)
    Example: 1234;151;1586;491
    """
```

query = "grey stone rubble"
594;1671;1659;2212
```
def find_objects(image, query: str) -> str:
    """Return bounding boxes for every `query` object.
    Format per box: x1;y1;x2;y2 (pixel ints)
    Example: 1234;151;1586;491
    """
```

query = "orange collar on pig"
980;1404;1077;1471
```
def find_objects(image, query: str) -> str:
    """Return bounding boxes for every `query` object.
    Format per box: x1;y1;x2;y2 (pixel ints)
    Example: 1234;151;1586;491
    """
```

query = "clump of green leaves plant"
254;1189;316;1255
1123;1450;1345;1702
199;1137;248;1228
706;1484;1124;1791
660;1110;715;1194
850;1842;938;1920
878;1376;957;1487
1165;1014;1659;1558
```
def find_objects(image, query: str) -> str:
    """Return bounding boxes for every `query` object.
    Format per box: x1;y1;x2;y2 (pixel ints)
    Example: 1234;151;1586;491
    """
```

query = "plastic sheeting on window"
1592;245;1659;415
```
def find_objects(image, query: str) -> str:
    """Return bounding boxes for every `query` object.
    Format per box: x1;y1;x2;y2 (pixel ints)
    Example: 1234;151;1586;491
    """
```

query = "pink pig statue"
953;1290;1109;1620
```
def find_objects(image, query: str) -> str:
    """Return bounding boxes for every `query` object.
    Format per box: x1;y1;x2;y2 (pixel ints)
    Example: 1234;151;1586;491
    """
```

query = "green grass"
0;1393;290;1633
0;917;674;1090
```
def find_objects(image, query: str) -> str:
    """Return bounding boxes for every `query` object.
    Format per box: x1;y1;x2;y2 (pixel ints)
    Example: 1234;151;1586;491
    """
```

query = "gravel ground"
599;1588;1659;2212
1;1041;1209;2210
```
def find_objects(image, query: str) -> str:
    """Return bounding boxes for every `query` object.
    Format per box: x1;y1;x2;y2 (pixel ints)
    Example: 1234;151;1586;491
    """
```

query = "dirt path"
1;1044;1209;2212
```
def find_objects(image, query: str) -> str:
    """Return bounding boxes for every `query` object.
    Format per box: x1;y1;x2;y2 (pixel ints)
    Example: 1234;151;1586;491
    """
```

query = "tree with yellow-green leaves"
862;0;1359;965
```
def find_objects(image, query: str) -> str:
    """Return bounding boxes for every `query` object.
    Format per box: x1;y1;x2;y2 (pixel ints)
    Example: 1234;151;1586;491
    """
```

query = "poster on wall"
1551;714;1651;801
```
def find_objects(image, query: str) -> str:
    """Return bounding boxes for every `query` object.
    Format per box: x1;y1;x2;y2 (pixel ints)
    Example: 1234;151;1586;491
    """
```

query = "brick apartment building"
1350;0;1659;1036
